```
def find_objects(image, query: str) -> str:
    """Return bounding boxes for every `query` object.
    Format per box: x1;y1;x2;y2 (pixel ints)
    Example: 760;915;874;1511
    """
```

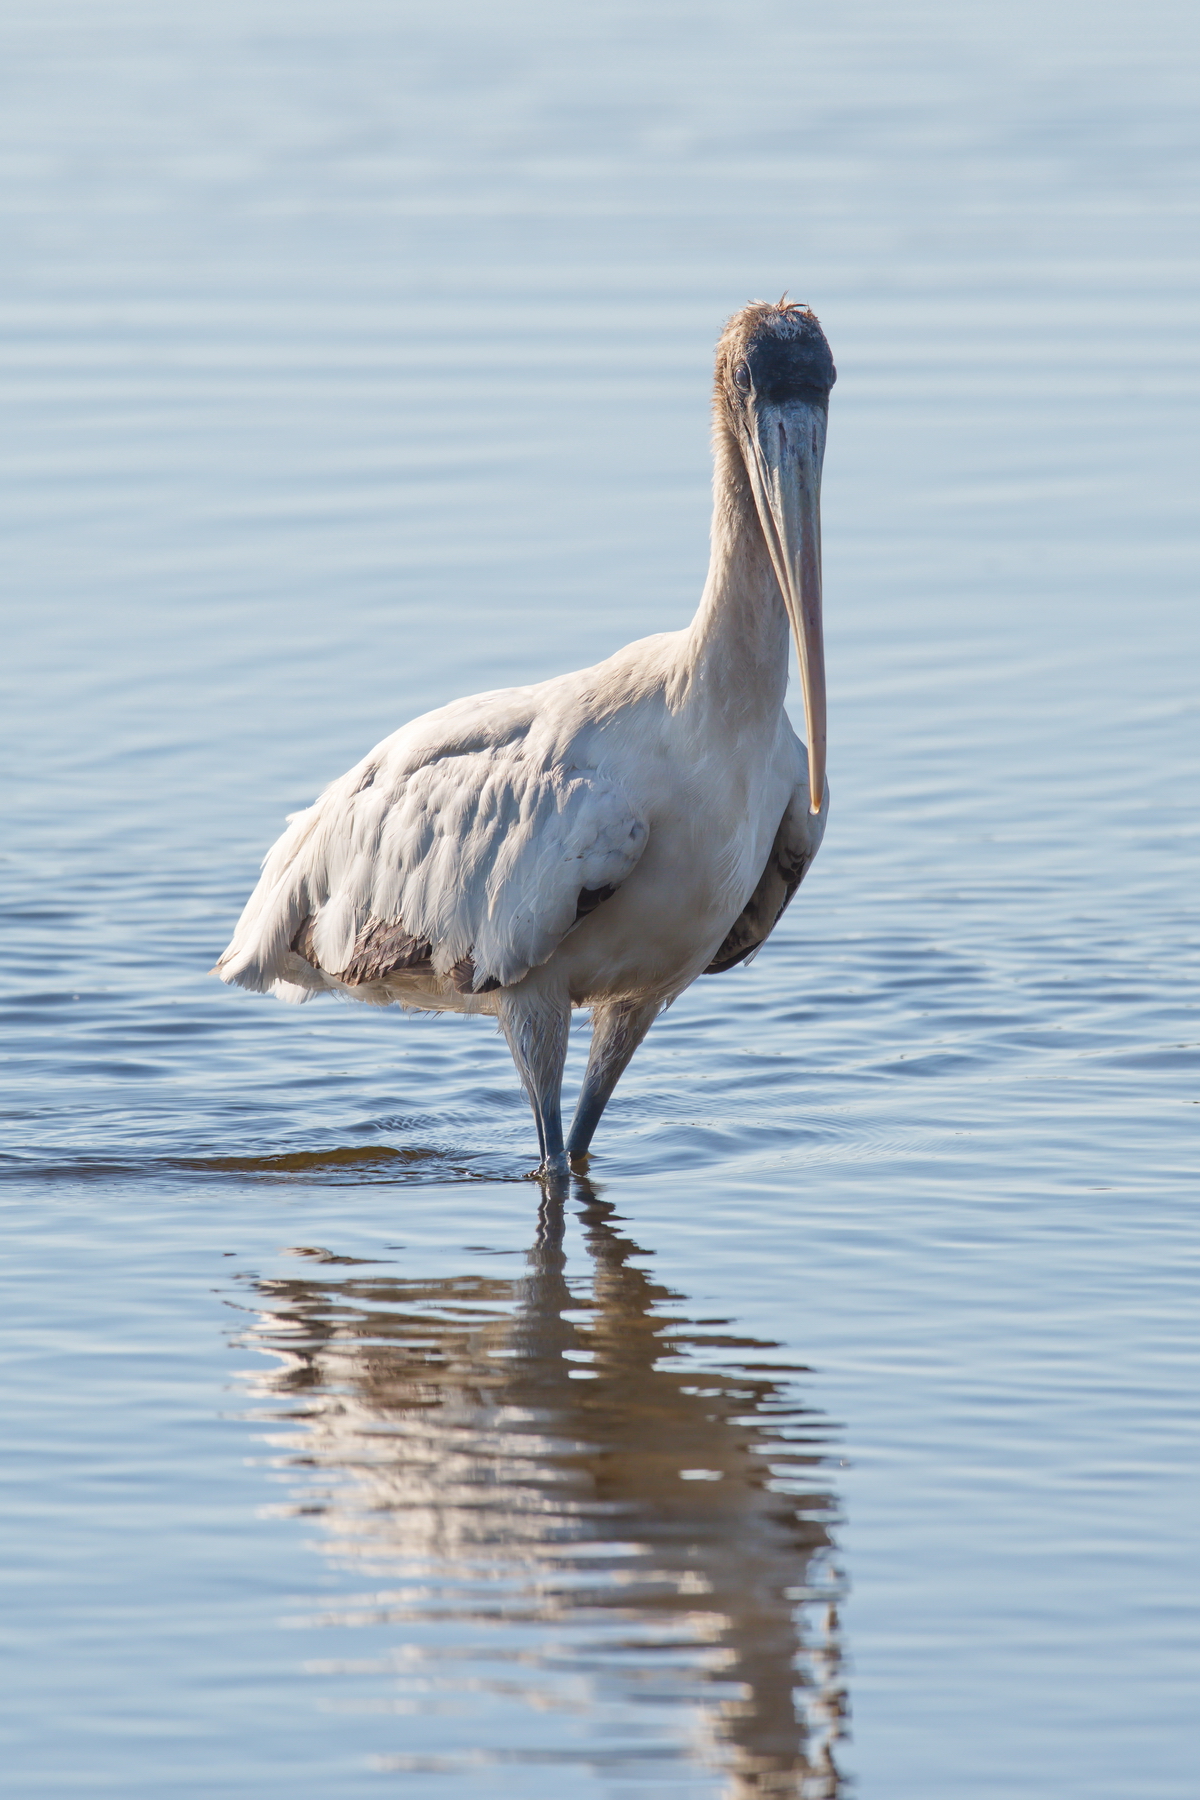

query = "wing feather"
217;714;647;1003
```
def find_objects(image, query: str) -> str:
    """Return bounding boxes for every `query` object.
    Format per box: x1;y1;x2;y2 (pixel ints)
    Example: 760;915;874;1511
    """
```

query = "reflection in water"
237;1187;846;1796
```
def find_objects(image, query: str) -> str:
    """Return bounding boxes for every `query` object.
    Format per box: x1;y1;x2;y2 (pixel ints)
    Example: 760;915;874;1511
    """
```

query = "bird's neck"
677;424;790;728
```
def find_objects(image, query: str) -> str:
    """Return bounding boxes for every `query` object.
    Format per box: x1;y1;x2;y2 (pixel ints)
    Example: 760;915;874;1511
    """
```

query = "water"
2;0;1197;1793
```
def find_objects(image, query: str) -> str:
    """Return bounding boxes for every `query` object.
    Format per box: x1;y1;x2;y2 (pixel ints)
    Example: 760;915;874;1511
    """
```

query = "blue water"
2;1;1198;1794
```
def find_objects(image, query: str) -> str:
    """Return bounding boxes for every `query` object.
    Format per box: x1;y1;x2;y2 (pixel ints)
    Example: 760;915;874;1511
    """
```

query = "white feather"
217;679;649;1001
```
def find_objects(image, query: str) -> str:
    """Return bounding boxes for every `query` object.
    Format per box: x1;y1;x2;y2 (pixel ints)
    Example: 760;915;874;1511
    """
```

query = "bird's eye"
733;362;751;393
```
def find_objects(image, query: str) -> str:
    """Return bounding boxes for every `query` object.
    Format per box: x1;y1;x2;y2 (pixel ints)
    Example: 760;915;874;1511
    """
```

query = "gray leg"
498;991;570;1180
566;997;661;1159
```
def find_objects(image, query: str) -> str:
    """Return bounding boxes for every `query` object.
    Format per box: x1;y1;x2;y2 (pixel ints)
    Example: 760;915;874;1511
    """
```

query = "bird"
216;297;835;1184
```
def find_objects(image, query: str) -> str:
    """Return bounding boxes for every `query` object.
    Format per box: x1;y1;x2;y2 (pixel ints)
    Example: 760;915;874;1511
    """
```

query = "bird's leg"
566;997;661;1161
498;991;570;1182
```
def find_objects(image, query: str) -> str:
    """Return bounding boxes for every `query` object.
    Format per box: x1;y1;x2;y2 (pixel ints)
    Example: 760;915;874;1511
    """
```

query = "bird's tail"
214;803;332;1004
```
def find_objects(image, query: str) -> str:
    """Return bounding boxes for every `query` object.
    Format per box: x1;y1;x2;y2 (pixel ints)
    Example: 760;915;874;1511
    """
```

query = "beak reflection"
236;1187;847;1796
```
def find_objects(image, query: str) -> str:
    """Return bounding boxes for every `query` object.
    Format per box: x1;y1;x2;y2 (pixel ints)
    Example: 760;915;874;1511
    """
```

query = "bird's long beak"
745;402;828;814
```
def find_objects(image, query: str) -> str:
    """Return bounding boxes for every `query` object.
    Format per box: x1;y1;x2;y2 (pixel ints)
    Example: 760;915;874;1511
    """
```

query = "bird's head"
715;300;835;814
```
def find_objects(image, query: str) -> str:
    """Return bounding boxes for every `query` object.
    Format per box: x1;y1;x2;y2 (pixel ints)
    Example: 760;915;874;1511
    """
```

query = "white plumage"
219;682;650;1004
218;299;836;1180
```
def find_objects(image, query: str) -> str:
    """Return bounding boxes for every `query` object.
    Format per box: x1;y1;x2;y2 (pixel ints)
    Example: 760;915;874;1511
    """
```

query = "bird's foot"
531;1150;570;1199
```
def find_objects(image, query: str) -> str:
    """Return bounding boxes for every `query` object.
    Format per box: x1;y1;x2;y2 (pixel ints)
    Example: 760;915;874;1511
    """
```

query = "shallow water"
2;1;1198;1794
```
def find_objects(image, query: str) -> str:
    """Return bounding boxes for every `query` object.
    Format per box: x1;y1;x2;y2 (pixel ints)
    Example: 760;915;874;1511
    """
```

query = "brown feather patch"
291;914;433;985
450;955;501;995
291;915;320;966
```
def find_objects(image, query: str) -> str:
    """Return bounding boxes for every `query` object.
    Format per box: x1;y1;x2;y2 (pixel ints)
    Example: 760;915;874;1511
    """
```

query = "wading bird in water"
217;299;835;1182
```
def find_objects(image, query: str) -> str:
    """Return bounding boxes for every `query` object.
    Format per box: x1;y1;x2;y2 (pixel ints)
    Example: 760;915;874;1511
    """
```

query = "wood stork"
217;299;835;1181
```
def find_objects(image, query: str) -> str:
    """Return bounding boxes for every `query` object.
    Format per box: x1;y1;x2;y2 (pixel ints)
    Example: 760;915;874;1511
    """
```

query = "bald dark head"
715;300;836;414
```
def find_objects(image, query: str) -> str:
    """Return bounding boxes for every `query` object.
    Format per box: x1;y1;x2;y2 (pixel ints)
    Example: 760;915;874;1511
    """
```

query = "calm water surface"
2;1;1198;1794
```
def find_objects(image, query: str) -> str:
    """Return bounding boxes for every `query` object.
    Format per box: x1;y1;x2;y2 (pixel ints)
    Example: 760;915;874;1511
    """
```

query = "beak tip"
808;769;826;816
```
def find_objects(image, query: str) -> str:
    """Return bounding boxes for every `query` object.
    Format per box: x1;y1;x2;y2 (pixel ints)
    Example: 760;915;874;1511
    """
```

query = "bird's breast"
553;753;793;1005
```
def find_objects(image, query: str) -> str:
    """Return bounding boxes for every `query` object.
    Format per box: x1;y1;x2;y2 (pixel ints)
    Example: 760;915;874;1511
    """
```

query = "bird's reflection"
237;1184;847;1797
